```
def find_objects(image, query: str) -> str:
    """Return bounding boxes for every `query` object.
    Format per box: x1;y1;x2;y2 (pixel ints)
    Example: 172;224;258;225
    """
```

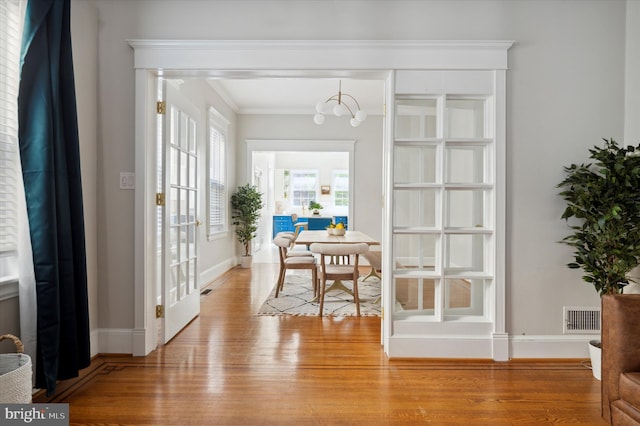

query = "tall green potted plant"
558;138;640;379
558;138;640;295
231;184;263;268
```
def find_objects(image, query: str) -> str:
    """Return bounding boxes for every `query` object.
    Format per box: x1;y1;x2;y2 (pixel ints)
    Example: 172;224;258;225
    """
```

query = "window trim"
332;169;349;207
289;169;319;208
0;0;23;289
206;107;230;241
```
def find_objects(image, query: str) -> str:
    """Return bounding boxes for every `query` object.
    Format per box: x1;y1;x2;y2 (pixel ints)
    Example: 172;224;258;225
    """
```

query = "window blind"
208;108;227;237
0;0;21;259
290;170;318;207
333;170;349;207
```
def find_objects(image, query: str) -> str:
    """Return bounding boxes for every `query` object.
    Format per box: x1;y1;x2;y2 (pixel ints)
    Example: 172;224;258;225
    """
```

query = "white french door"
159;81;201;343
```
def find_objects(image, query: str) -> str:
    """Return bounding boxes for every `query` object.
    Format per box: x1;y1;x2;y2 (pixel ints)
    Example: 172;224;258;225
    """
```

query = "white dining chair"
273;236;318;297
309;242;369;317
276;232;313;257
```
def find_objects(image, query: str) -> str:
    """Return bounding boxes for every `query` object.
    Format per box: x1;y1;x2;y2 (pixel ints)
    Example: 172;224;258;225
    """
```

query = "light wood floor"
35;262;605;425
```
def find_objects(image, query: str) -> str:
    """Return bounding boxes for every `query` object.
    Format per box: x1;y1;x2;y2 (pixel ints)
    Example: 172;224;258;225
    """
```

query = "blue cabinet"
273;215;347;238
306;217;332;230
296;216;332;230
272;215;294;239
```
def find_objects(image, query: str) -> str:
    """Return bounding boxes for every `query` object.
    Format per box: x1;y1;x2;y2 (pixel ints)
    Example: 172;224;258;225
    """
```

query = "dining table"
294;230;380;298
294;230;380;246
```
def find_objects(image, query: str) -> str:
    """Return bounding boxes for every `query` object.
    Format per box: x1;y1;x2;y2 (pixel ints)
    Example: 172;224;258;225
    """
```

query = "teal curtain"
18;0;90;395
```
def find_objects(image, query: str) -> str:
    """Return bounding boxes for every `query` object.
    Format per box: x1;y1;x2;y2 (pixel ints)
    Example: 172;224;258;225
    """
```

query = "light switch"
120;172;135;190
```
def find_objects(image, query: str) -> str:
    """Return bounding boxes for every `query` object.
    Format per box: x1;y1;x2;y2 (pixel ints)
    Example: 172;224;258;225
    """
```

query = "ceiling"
206;77;386;116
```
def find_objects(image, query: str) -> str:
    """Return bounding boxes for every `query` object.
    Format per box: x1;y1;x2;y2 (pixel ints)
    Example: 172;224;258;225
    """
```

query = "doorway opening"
246;139;357;260
251;149;351;263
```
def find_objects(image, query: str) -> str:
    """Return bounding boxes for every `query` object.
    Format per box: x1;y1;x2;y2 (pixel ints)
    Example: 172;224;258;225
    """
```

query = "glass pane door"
168;107;198;307
161;83;201;344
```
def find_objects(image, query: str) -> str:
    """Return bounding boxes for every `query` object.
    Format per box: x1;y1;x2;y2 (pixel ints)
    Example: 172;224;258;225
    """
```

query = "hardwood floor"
36;262;605;425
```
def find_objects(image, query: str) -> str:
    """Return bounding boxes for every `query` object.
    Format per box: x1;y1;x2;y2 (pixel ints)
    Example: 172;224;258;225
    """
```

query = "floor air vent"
563;306;601;334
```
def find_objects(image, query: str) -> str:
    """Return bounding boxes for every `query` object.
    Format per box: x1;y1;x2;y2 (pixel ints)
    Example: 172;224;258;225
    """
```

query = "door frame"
129;39;512;356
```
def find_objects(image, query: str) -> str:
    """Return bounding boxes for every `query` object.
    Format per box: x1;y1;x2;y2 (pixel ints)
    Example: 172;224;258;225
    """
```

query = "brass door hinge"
156;101;166;115
156;192;165;206
156;305;165;318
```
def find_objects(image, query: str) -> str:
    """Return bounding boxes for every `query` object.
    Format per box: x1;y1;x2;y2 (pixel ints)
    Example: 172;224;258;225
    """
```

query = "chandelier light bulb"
313;80;366;126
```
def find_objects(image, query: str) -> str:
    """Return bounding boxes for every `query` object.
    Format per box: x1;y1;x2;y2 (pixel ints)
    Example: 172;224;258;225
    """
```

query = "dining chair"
293;221;308;239
276;231;313;257
286;214;310;251
309;242;370;317
273;236;318;297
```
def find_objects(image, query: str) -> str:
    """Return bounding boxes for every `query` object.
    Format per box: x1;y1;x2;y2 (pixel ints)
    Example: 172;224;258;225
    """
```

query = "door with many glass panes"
159;81;201;344
389;71;497;344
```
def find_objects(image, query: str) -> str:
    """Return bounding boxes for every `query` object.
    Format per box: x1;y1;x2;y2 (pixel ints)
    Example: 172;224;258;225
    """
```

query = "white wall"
71;0;99;354
90;0;628;354
504;1;626;337
626;0;640;144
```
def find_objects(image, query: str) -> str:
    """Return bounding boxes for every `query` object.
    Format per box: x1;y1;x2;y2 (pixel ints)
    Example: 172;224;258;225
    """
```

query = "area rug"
257;274;381;317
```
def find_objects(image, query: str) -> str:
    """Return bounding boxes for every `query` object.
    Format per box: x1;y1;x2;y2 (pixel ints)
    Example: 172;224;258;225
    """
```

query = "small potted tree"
558;138;640;379
231;184;263;268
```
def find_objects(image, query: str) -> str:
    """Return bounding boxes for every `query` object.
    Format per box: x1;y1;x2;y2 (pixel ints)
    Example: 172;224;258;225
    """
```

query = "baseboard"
89;329;100;357
97;328;133;354
509;335;597;358
388;335;494;358
388;334;598;359
200;258;236;289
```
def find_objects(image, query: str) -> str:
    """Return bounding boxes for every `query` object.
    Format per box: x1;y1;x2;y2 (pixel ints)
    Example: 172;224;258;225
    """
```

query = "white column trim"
133;69;158;356
493;69;508;361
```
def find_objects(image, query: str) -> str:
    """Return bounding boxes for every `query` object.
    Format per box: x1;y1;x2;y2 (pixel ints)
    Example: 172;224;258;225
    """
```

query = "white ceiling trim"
206;80;240;112
127;39;514;71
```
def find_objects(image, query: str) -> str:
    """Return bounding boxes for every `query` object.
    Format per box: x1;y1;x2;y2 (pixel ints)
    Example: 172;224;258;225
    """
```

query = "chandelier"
313;80;367;127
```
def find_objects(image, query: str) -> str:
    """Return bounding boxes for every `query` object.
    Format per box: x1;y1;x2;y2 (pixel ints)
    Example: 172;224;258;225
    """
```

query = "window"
333;170;349;207
289;170;318;207
0;0;22;286
207;107;228;239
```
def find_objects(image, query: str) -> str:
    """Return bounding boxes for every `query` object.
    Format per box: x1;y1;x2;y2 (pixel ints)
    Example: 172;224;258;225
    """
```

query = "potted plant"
309;201;323;216
231;184;263;268
558;138;640;379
